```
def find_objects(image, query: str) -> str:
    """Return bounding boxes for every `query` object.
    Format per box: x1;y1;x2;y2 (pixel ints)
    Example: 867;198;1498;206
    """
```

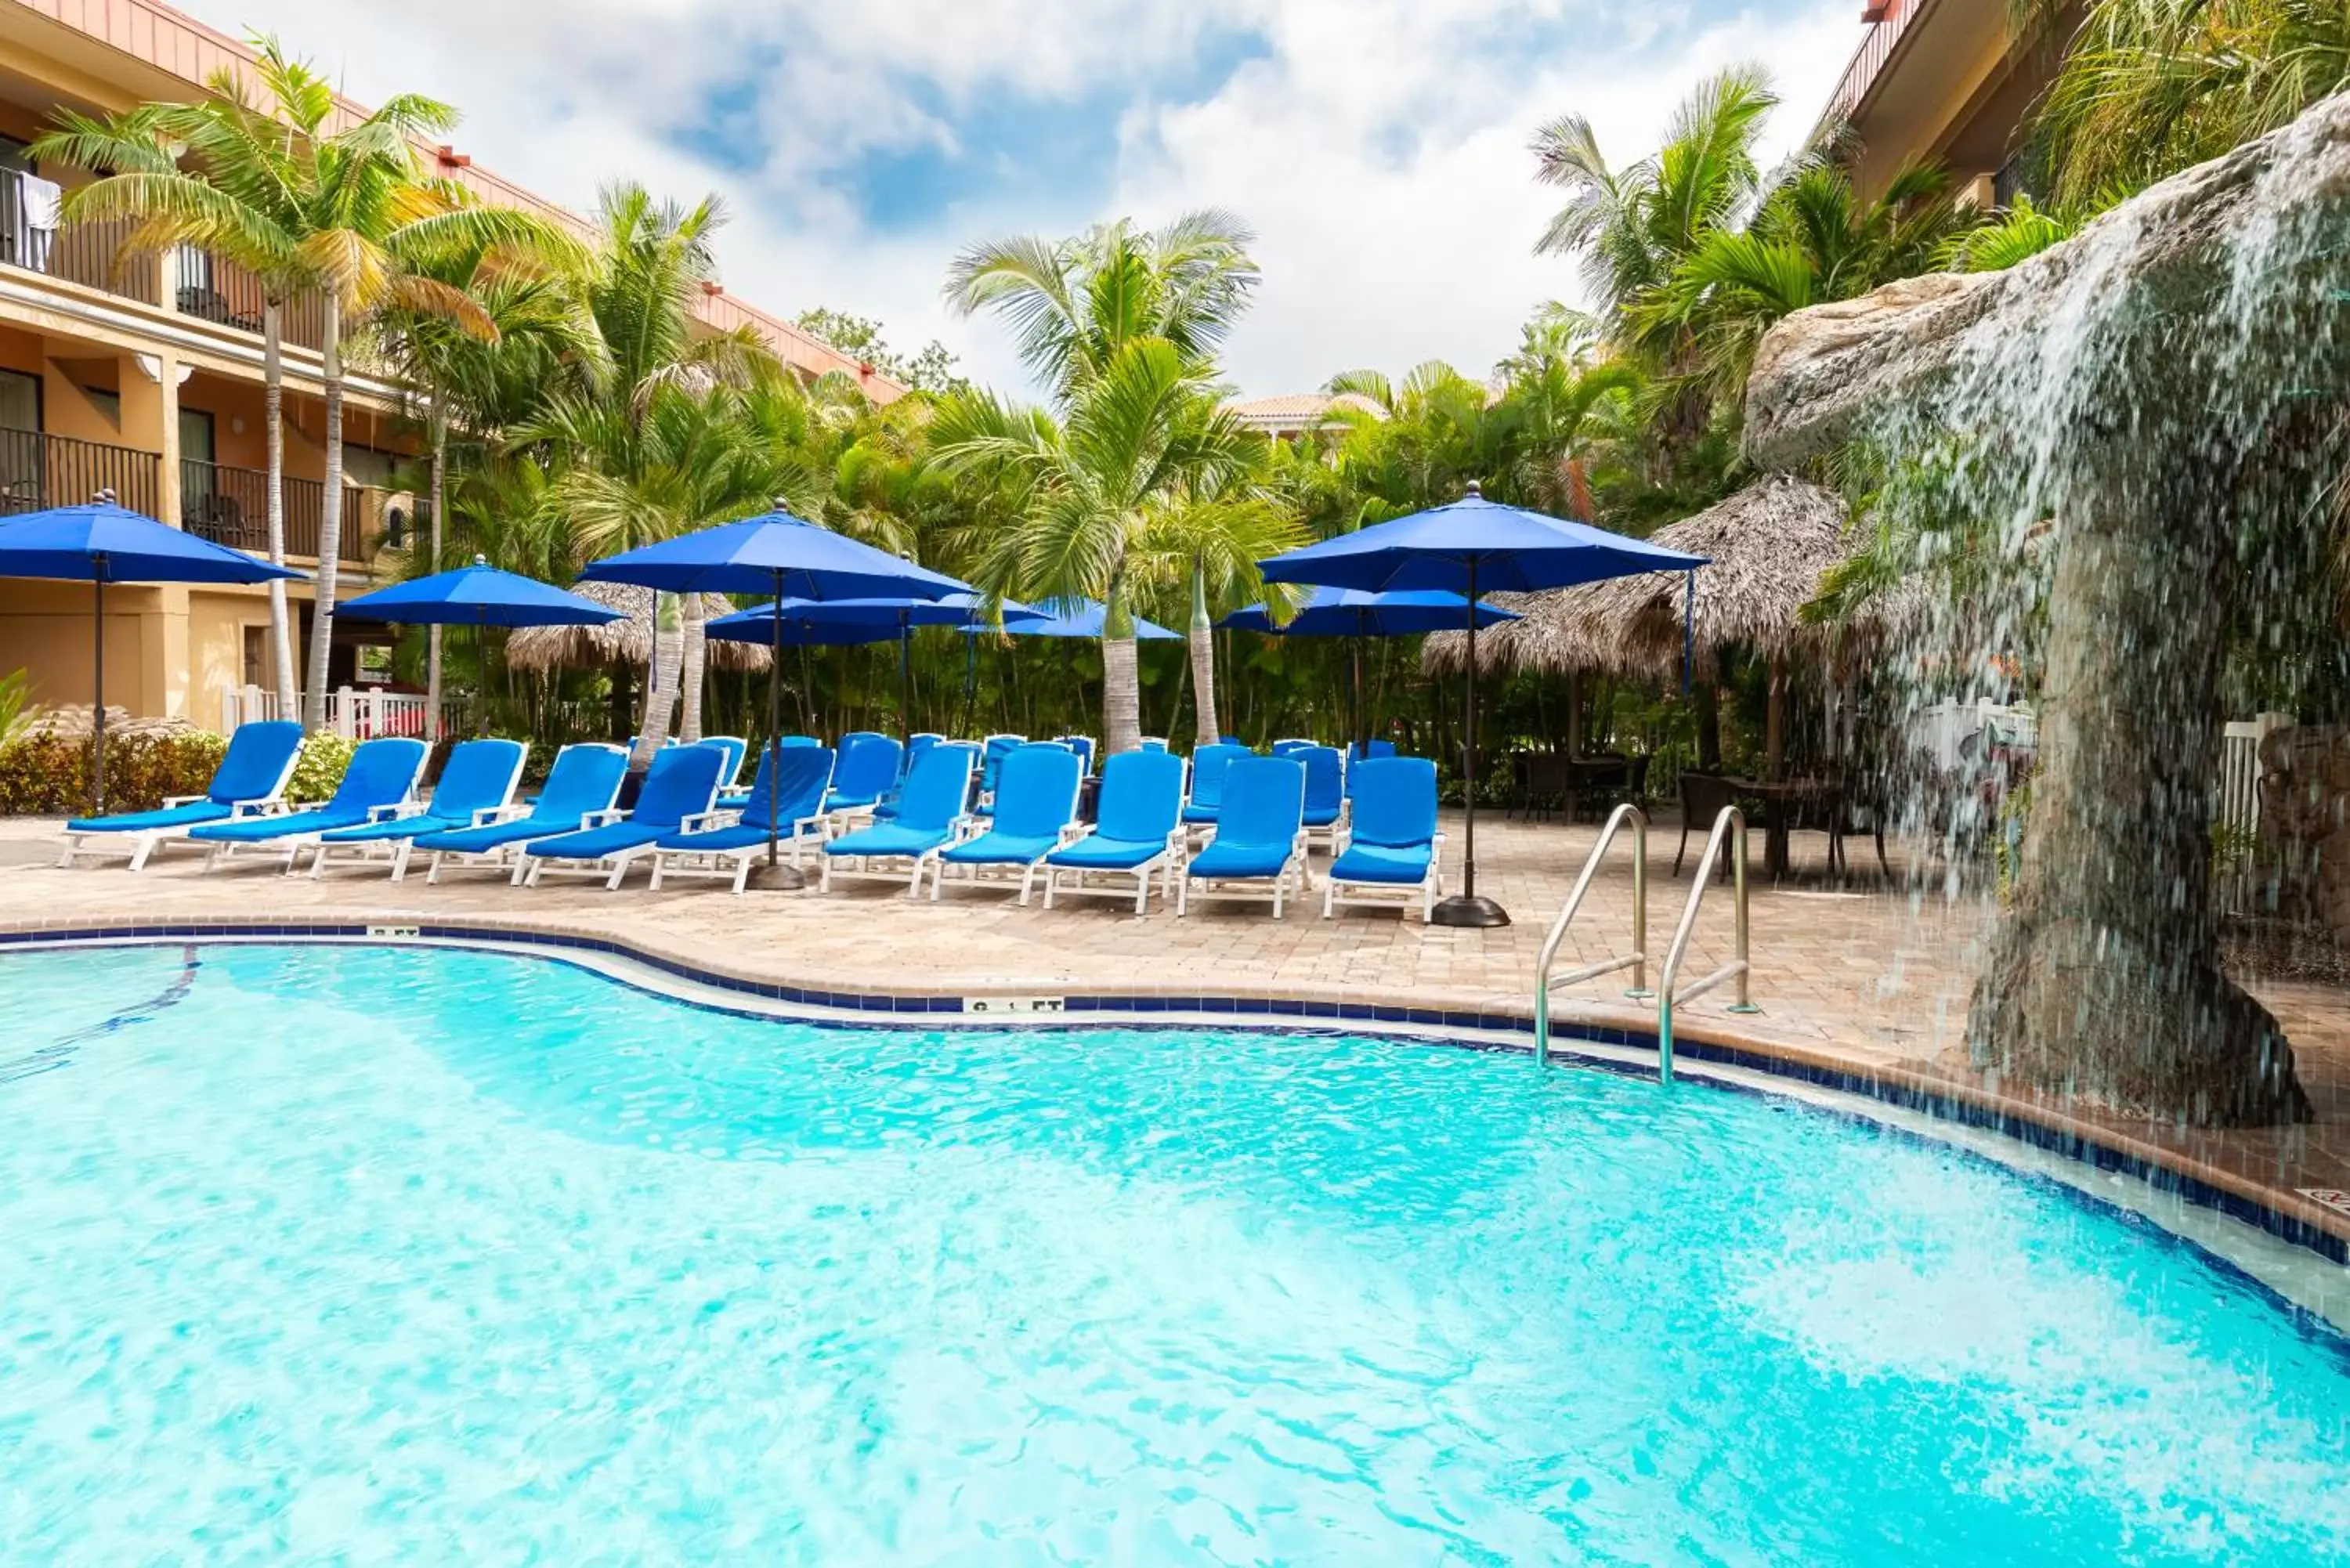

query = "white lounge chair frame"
1177;829;1314;919
645;807;836;894
56;744;303;873
1038;829;1187;916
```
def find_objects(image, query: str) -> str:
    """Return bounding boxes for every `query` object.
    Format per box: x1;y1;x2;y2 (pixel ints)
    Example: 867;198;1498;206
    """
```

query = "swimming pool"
2;942;2343;1562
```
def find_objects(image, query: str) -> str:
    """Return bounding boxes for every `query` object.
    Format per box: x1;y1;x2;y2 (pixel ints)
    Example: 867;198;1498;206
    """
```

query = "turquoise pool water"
1;943;2343;1563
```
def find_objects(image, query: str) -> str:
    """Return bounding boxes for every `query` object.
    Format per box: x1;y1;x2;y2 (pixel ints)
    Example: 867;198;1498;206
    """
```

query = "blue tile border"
4;918;2343;1270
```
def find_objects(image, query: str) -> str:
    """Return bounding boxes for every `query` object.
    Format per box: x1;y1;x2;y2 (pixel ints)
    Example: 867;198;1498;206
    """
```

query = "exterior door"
0;367;39;512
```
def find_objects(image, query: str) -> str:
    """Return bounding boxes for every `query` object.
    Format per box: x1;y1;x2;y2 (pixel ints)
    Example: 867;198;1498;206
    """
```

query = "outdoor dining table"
1725;775;1849;880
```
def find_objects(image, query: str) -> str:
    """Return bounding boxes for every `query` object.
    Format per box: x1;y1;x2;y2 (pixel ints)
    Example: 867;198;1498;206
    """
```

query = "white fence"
218;685;445;741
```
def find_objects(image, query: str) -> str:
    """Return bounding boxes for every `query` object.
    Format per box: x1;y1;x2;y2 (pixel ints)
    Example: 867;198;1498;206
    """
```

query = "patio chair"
1180;742;1252;835
698;735;750;791
1041;749;1188;916
1271;738;1318;757
927;742;1084;903
821;743;978;895
57;718;303;871
188;735;430;873
1676;771;1743;880
1323;757;1444;921
518;742;726;889
1054;735;1097;775
976;733;1026;805
415;743;629;883
815;735;906;828
718;735;821;808
1138;736;1169;752
302;737;527;880
1296;745;1347;850
871;733;945;822
647;744;837;894
1179;755;1310;917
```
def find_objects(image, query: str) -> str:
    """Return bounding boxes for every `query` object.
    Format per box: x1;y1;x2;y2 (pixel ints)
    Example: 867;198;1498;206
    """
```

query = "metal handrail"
1532;802;1649;1067
1655;805;1758;1086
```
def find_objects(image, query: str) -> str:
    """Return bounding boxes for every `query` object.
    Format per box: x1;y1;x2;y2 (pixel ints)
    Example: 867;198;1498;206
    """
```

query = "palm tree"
944;210;1260;400
523;183;769;759
374;242;597;733
1131;477;1304;744
932;338;1260;753
39;36;573;732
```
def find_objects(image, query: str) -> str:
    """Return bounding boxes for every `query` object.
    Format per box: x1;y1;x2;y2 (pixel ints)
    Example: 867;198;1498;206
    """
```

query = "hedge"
0;729;363;815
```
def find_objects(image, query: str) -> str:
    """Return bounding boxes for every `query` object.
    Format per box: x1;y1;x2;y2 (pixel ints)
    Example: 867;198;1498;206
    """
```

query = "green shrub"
287;733;359;804
0;730;230;815
0;667;27;748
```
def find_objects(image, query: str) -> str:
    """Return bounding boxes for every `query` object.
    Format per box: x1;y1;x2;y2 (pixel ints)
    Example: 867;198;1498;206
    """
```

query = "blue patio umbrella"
0;498;308;814
707;593;1047;741
579;508;974;885
987;599;1181;641
1219;586;1520;752
1260;482;1707;927
340;557;623;736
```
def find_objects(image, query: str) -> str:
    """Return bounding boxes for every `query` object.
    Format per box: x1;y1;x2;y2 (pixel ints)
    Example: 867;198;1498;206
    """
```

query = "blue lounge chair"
1324;757;1444;921
1054;735;1097;775
519;743;726;889
1041;750;1187;915
698;735;750;791
1180;742;1252;835
415;743;631;883
57;719;304;871
303;738;528;880
817;735;906;828
1138;736;1169;752
927;742;1083;903
821;743;977;894
717;735;820;808
188;736;430;873
975;733;1025;805
1297;745;1347;849
870;732;946;822
1180;754;1310;917
647;744;836;894
1271;738;1318;757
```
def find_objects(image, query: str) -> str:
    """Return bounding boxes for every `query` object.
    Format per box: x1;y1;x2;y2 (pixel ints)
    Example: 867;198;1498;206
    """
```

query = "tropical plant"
0;667;30;748
2017;0;2350;208
1936;193;2081;273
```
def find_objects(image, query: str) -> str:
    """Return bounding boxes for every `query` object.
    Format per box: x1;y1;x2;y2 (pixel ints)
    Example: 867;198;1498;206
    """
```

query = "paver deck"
4;809;2345;1256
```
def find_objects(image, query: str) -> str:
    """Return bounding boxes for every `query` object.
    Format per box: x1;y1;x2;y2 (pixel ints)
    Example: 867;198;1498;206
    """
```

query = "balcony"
181;458;371;565
1818;0;1927;134
2;168;327;351
0;427;161;518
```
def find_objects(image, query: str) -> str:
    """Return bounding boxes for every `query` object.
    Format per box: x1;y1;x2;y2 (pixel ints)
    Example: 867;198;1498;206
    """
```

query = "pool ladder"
1534;804;1759;1085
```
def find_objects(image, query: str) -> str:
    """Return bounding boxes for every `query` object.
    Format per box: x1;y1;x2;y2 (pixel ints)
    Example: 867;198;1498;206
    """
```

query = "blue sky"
190;0;1863;398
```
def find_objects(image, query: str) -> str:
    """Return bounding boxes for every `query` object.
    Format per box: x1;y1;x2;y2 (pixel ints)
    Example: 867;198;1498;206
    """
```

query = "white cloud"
177;0;1860;397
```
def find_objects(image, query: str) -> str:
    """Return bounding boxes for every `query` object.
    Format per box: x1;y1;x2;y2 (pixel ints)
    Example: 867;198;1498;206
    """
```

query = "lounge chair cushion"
941;829;1060;865
318;812;471;844
66;799;233;834
1328;843;1432;885
190;805;371;843
655;822;813;854
414;817;567;855
1188;839;1296;880
1047;834;1166;872
826;822;952;859
522;823;665;861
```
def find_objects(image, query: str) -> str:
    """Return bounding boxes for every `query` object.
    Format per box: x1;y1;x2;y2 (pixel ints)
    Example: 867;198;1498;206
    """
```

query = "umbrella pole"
745;572;804;892
899;616;913;742
90;562;107;817
1432;555;1508;927
475;607;487;739
1351;628;1365;757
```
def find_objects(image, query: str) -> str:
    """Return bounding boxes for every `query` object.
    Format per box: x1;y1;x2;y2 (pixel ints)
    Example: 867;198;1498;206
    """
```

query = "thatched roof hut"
504;581;772;674
1423;474;1856;681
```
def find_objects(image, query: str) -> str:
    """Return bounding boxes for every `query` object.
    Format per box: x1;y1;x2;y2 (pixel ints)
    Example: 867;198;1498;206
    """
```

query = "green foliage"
287;733;359;804
794;307;968;396
0;668;28;749
1934;193;2080;273
0;731;227;815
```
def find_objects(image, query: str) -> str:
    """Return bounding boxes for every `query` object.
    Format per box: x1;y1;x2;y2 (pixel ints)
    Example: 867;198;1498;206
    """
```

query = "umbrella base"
742;860;809;892
1430;894;1511;928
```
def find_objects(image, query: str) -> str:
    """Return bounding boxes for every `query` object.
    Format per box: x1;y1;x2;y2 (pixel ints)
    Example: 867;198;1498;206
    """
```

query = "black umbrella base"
1430;894;1511;928
741;861;810;892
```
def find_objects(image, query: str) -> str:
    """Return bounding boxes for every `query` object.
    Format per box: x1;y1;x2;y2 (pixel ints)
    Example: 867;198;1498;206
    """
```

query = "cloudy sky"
183;0;1861;399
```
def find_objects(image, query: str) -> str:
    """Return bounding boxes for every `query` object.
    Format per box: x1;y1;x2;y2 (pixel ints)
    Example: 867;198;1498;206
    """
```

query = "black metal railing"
0;169;163;307
0;428;162;518
180;457;371;564
170;249;328;352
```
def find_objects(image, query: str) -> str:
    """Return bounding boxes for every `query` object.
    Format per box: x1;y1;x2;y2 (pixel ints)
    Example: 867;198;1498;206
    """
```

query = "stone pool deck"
2;811;2345;1263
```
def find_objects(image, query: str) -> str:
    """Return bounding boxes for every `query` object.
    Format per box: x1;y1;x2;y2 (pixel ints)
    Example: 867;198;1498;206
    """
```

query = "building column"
125;349;187;525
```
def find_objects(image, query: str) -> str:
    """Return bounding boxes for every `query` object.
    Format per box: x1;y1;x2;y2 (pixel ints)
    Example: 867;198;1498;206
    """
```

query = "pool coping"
5;911;2345;1274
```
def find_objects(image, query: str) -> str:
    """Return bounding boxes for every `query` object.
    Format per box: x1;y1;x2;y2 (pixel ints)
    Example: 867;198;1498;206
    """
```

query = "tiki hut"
1423;475;1863;775
503;581;772;676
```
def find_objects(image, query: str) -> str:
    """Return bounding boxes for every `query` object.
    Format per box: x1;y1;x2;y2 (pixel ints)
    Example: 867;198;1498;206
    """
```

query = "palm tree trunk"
678;594;707;742
1188;558;1220;746
302;291;345;732
1099;576;1143;755
425;390;447;741
632;591;680;767
262;298;297;714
